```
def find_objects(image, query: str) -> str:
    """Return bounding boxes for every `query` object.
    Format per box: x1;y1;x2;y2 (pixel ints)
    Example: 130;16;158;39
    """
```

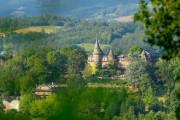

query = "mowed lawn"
79;43;110;53
15;26;61;34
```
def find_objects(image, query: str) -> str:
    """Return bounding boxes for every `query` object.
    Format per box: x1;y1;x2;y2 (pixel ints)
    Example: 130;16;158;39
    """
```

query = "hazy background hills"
0;0;138;21
0;0;153;54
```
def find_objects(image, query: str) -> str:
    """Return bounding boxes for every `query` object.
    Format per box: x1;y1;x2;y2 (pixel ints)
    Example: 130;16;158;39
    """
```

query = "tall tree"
135;0;180;118
47;50;67;83
125;59;148;84
61;46;87;74
134;0;180;58
0;96;3;112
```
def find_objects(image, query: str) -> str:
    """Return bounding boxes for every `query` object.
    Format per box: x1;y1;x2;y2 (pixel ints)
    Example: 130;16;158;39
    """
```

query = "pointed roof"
108;48;113;57
93;39;103;55
140;50;151;61
94;39;101;50
108;48;114;61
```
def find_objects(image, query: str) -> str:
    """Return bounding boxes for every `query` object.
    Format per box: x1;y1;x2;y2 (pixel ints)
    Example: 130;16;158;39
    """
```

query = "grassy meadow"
15;26;61;34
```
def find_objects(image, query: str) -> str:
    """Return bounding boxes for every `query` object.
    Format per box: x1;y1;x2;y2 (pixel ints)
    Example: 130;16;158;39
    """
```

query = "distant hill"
0;0;138;21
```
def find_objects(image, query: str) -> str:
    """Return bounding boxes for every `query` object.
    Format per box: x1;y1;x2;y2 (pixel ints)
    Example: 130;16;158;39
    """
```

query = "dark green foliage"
128;45;143;57
176;105;180;120
0;110;31;120
47;50;67;83
29;88;127;120
174;83;180;120
125;59;148;84
0;57;23;95
20;94;35;114
61;46;87;74
134;0;180;58
135;1;180;119
19;74;35;94
150;99;166;113
0;96;3;112
0;11;178;119
67;74;85;88
0;45;87;96
0;16;148;54
0;42;176;120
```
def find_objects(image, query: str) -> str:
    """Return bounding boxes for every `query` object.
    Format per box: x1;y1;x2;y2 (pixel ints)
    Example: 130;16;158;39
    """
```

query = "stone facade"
88;40;130;68
35;83;59;97
3;97;20;111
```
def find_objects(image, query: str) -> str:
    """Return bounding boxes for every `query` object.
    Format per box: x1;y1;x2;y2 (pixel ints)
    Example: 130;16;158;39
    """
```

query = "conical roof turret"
108;48;114;61
93;39;103;55
108;48;113;57
140;50;151;62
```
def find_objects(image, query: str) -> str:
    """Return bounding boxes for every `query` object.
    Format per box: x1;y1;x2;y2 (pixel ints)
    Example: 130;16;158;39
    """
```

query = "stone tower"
107;48;114;62
92;39;103;65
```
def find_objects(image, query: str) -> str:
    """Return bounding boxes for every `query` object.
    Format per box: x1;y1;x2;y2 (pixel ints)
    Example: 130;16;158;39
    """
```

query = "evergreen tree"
0;96;3;112
135;0;180;58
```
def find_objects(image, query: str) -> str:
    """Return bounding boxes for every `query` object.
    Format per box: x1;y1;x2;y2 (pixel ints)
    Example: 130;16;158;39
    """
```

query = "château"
88;39;129;68
88;39;152;69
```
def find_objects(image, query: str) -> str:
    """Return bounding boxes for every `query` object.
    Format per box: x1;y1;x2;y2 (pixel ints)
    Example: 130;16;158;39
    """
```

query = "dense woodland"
0;15;149;54
0;42;178;120
0;0;180;119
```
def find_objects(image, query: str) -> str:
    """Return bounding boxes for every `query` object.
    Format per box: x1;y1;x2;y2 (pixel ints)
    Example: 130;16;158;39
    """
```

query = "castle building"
88;40;129;68
35;83;59;97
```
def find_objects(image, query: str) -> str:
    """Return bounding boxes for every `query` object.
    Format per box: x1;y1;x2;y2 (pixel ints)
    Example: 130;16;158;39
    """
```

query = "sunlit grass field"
15;26;61;34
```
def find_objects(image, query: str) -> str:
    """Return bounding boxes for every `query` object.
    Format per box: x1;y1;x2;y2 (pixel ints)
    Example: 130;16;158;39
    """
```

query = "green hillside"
0;16;146;53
